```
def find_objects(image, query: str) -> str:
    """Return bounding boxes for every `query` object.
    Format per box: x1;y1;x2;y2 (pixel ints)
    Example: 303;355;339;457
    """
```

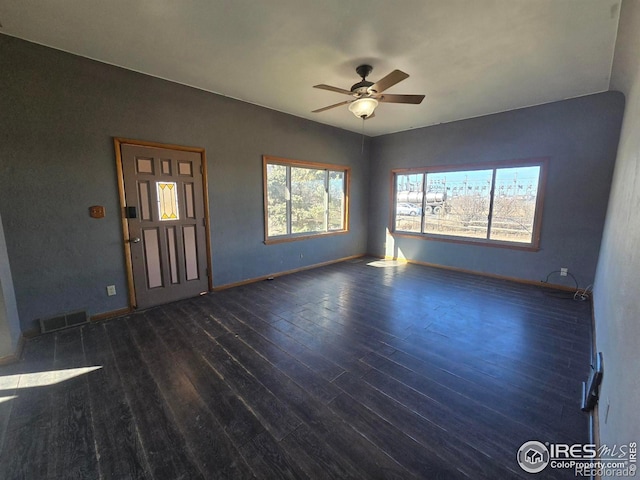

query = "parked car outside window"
397;203;421;216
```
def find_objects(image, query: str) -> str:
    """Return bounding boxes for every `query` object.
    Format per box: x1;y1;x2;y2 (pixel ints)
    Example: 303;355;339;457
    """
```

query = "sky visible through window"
398;166;540;196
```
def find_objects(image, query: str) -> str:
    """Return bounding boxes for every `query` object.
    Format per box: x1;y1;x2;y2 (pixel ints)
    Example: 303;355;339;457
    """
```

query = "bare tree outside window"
264;156;349;243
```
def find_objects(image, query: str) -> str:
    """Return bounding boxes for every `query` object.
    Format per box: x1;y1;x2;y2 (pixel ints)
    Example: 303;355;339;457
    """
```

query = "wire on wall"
574;284;592;302
541;270;590;301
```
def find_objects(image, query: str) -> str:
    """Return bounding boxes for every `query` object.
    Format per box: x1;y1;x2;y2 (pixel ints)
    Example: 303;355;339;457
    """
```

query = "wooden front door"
115;139;211;310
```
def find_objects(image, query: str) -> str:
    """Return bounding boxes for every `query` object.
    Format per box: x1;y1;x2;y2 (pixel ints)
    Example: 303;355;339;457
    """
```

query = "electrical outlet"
106;285;116;296
560;267;568;277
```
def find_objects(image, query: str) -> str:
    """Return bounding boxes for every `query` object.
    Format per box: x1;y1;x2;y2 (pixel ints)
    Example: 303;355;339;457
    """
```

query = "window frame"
390;157;548;251
263;155;350;244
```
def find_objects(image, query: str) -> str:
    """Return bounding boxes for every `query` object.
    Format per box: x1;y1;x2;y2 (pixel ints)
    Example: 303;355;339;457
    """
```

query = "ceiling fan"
312;64;425;119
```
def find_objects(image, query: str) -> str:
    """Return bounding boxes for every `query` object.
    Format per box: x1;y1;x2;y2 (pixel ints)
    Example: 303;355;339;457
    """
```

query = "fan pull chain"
361;117;365;155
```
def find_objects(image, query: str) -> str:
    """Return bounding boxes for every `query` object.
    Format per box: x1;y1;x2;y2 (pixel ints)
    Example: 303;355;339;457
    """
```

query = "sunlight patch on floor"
0;366;102;390
367;259;408;268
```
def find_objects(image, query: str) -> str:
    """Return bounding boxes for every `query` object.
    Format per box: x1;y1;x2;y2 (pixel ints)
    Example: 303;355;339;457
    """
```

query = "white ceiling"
0;0;621;136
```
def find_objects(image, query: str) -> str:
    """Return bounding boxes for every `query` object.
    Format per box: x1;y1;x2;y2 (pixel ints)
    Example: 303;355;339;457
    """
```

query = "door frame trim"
114;137;214;309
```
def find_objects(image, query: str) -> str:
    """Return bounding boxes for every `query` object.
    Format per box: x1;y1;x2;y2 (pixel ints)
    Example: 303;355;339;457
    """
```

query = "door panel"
119;143;210;309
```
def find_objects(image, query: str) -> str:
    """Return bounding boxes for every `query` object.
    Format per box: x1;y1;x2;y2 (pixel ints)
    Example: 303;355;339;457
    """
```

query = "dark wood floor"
0;258;593;479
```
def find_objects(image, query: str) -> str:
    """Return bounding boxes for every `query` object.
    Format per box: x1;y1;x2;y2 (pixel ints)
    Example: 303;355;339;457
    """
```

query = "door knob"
129;237;141;243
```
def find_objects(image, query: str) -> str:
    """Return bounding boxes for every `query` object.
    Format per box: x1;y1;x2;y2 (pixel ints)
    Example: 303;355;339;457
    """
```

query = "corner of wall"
592;0;640;456
0;212;22;357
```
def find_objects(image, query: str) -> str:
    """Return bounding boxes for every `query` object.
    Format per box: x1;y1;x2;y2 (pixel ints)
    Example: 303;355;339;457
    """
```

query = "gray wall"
0;212;21;357
0;35;369;333
368;92;624;287
593;0;640;458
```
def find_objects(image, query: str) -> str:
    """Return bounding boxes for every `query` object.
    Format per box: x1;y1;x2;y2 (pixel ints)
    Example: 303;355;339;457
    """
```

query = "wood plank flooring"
0;258;593;479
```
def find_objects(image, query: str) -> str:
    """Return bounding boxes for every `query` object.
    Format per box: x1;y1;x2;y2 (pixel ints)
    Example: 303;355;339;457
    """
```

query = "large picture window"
264;156;349;243
392;158;547;249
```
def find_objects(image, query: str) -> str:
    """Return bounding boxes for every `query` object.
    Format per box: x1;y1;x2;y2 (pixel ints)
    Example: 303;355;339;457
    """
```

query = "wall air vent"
39;310;88;334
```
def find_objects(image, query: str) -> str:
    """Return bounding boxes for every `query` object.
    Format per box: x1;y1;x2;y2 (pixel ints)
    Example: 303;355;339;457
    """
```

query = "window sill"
265;230;349;245
391;231;541;252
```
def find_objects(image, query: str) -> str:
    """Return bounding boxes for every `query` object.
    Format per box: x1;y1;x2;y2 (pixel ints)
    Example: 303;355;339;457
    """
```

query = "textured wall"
594;0;640;456
0;35;369;332
368;92;624;288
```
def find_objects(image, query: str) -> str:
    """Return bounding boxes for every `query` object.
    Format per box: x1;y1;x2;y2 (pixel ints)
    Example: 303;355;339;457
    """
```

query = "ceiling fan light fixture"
348;97;378;119
313;66;421;117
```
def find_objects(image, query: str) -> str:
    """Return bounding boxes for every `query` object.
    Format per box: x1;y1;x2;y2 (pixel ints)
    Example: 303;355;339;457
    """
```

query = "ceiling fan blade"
378;94;425;104
312;100;351;113
369;70;409;94
313;84;354;96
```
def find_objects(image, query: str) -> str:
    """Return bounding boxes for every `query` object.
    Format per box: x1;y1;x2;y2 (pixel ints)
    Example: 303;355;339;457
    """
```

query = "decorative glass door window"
157;181;180;220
